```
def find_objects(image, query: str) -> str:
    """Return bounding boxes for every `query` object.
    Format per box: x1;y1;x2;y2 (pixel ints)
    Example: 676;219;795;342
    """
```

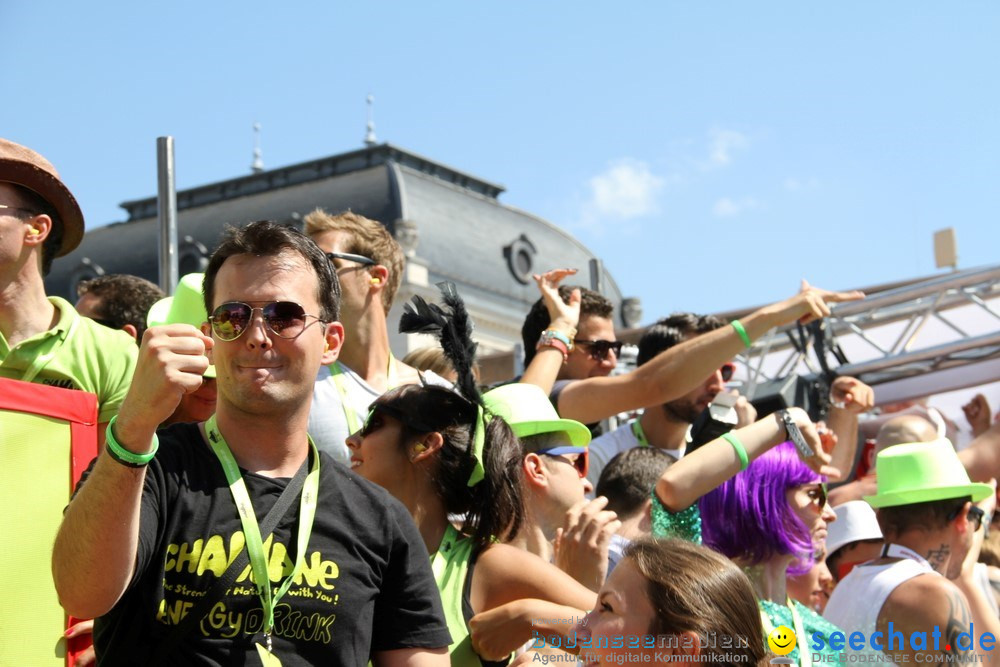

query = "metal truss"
740;265;1000;404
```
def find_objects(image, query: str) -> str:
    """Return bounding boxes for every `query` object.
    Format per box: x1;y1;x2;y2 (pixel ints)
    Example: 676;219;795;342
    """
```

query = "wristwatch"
778;409;814;461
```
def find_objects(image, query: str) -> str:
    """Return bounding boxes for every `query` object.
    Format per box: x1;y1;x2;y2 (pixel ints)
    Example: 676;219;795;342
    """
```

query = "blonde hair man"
305;209;449;462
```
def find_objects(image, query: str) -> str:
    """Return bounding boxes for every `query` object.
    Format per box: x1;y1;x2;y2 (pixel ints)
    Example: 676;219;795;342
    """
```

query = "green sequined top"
759;598;842;663
650;493;702;544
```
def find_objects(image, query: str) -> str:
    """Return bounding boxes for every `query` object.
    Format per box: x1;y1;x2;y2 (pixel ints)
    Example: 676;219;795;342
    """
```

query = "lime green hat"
146;273;215;379
482;383;591;449
864;439;993;508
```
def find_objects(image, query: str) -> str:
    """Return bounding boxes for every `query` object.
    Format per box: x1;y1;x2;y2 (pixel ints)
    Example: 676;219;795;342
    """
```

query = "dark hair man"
75;273;165;342
522;285;616;380
0;138;136;442
595;447;675;575
53;221;450;665
586;313;750;483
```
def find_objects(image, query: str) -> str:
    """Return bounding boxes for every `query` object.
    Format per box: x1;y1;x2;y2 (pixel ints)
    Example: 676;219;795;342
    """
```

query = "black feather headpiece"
398;281;481;405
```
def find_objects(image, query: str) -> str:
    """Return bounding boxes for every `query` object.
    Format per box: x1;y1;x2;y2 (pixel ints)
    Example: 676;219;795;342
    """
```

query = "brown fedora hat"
0;138;84;257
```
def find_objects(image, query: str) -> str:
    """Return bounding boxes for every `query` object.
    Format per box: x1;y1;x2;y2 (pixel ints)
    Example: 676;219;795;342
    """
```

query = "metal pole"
157;137;179;295
589;258;603;294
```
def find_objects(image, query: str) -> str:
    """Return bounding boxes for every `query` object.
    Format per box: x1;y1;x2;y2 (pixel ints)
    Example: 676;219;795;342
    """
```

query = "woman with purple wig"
699;441;842;665
650;407;843;665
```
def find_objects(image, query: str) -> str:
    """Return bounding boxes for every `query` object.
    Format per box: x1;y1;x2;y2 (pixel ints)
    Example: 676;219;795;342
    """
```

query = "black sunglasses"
948;504;985;531
209;301;323;341
719;362;736;382
574;339;624;361
326;251;375;267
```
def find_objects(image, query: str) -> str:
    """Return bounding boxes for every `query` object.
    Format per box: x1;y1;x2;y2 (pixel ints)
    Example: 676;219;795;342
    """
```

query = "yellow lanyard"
631;419;650;447
328;353;398;434
759;598;810;667
206;415;320;666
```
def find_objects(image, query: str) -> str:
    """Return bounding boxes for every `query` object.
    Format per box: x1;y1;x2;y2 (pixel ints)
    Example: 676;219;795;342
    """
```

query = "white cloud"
585;159;664;220
712;197;758;218
705;129;749;169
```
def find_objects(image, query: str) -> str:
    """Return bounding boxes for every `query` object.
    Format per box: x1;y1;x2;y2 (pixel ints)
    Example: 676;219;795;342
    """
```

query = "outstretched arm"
555;284;864;424
655;407;834;513
52;325;211;619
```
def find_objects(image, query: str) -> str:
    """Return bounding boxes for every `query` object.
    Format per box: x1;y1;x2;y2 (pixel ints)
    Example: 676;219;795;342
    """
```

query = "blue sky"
5;2;1000;323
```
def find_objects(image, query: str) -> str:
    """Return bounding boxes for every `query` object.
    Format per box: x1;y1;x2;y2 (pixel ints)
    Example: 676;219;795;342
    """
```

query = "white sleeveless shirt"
824;547;939;665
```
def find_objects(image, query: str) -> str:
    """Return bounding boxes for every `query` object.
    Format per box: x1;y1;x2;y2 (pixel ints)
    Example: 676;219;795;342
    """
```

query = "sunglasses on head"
539;449;589;478
209;301;323;341
326;251;375;267
573;339;624;361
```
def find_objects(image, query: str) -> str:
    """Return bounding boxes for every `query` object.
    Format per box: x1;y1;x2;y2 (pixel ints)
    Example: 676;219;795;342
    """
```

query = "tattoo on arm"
944;588;974;658
926;544;951;571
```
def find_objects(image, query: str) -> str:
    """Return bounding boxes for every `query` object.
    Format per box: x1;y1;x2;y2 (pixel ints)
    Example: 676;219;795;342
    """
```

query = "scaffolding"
740;265;1000;405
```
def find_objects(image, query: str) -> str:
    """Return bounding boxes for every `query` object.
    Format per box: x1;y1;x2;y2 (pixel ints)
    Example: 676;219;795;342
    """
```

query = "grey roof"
45;143;624;321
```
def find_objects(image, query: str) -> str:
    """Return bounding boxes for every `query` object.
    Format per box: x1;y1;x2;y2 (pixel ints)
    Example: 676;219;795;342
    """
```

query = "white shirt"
308;362;450;465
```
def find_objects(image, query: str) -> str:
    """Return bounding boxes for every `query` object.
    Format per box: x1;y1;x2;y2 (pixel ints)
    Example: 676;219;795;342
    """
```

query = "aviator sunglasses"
573;339;624;361
209;301;323;341
805;482;828;510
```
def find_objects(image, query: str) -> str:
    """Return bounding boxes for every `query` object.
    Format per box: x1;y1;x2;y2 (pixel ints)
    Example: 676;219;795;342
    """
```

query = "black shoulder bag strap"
147;460;309;664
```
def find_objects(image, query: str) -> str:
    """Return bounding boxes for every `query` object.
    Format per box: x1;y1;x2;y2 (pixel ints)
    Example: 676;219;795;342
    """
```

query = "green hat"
864;439;993;508
482;383;591;449
146;273;215;379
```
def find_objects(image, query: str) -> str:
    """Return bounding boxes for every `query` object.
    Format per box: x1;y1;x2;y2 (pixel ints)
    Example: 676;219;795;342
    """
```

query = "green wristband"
105;416;158;468
730;319;752;348
721;432;749;471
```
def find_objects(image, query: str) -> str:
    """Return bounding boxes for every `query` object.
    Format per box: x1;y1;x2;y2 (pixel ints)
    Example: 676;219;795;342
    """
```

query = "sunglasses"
326;251;375;267
209;301;323;341
539;450;589;478
805;483;828;509
948;504;985;531
719;362;736;382
573;339;624;361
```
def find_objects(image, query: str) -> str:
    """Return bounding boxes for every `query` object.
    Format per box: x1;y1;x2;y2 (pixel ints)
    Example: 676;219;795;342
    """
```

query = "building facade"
45;143;636;361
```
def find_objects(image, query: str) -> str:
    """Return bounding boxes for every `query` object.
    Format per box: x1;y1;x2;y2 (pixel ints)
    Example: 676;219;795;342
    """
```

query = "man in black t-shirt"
53;221;450;666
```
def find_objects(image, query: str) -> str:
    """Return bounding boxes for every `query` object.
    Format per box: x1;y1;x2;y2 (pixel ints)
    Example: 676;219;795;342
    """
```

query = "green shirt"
0;297;136;423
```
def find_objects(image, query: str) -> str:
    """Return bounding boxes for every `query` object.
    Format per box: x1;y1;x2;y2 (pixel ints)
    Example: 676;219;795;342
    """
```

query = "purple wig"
699;441;822;576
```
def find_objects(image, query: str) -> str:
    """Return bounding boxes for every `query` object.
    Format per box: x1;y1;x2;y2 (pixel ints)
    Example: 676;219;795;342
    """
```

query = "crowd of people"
4;135;1000;667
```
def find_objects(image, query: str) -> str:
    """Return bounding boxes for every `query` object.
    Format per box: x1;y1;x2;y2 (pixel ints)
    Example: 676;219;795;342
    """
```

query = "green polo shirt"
0;297;136;423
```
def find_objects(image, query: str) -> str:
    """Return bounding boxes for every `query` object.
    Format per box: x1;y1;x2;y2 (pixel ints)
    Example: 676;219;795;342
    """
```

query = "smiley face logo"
767;625;796;656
